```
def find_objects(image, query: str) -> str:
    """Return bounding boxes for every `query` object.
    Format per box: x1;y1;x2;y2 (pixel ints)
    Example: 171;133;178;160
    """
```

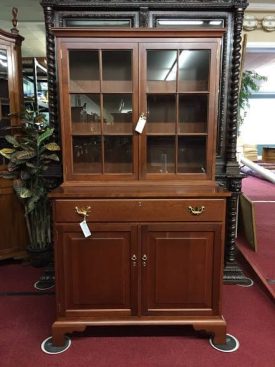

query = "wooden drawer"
54;199;226;223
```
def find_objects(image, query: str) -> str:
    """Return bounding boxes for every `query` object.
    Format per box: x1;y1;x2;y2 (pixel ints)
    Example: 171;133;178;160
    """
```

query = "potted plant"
238;70;267;134
0;110;60;266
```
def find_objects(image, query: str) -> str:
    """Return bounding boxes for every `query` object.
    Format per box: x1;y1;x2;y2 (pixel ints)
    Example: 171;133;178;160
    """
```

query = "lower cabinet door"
55;223;138;317
141;223;224;316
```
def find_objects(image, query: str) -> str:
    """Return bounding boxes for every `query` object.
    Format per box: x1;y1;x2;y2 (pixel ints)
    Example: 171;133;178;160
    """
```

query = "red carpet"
0;261;45;293
237;176;275;299
0;263;275;366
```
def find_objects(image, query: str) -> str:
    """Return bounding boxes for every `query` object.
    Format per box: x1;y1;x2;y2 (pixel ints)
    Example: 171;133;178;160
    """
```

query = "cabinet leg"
52;321;87;346
194;320;226;345
52;326;67;347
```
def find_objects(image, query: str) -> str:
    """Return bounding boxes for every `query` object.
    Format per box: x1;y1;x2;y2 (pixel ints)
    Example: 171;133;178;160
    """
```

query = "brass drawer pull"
75;206;91;221
188;206;205;216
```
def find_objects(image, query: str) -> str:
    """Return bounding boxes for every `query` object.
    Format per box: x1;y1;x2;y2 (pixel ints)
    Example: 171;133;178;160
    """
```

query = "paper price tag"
135;115;147;133
80;220;92;238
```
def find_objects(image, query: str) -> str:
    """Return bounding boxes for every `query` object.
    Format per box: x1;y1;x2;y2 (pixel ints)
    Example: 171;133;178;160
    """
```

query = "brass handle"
75;206;91;221
188;206;205;216
142;254;147;267
131;254;137;267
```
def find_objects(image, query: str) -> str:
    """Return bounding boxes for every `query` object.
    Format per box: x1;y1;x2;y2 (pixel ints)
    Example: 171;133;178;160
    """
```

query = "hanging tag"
80;220;91;238
135;114;147;133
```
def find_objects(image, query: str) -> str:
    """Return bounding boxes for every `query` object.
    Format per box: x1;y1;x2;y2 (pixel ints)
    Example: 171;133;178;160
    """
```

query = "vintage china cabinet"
41;0;249;347
0;12;28;260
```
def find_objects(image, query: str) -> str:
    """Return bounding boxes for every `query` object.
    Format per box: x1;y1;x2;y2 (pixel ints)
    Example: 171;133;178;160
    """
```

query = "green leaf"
42;153;60;162
38;128;54;146
26;162;36;169
15;150;36;160
44;142;60;151
5;135;20;148
0;148;15;159
0;171;16;179
18;187;32;199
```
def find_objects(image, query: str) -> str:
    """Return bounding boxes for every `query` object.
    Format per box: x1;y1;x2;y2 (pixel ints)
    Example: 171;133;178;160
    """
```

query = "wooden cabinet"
51;194;228;346
0;25;28;260
42;0;249;349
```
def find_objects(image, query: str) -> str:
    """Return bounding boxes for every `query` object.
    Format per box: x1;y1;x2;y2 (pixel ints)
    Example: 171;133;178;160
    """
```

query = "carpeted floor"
0;261;275;367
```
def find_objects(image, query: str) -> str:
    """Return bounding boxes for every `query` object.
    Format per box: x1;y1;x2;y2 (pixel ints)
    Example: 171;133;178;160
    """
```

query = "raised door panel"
55;223;138;317
141;223;223;316
0;179;28;259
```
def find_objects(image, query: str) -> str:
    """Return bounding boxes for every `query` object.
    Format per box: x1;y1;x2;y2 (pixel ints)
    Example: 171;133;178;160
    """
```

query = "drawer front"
54;199;226;223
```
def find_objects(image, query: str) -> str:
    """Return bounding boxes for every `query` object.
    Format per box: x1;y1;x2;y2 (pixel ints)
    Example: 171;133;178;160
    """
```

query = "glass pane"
147;50;177;81
69;50;99;92
178;137;206;173
178;50;210;91
65;19;132;28
147;50;177;93
102;51;132;80
103;94;132;134
147;94;176;133
104;136;132;173
73;136;102;173
70;94;101;134
147;136;175;173
179;95;208;133
244;51;275;93
155;19;224;28
0;49;9;124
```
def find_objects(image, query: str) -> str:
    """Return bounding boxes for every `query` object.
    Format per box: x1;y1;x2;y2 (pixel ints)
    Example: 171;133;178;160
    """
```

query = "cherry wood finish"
0;28;24;128
49;26;230;346
0;179;28;260
0;26;28;260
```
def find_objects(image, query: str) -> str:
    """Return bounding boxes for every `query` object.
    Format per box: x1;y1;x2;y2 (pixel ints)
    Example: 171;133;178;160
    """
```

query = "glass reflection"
178;50;210;90
178;136;206;173
73;136;102;173
147;136;175;173
104;136;132;173
179;95;208;133
69;50;99;81
0;49;9;123
70;94;101;134
102;51;132;80
103;94;132;134
147;50;177;81
147;94;176;123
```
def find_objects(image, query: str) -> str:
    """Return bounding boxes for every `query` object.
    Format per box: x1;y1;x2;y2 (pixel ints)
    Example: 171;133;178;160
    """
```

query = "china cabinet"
41;0;249;348
0;15;28;260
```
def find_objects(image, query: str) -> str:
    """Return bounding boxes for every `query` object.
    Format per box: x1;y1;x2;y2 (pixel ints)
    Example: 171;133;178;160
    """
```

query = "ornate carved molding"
41;0;248;10
43;6;59;135
226;7;244;173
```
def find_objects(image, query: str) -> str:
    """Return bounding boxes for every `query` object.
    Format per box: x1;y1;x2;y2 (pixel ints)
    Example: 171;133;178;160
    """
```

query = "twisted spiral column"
44;6;59;136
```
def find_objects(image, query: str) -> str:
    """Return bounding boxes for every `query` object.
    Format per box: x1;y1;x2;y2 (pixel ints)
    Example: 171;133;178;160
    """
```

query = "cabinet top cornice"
41;0;248;10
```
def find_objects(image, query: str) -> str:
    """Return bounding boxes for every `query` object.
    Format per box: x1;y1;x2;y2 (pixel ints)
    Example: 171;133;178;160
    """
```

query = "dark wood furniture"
41;0;249;347
0;14;28;260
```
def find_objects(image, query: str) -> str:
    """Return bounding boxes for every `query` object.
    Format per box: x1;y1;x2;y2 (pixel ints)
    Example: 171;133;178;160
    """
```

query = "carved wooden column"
43;5;59;135
224;5;250;284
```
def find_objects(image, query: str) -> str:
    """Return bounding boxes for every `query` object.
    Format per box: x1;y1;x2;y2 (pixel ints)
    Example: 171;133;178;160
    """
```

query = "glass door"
139;42;219;180
61;43;138;180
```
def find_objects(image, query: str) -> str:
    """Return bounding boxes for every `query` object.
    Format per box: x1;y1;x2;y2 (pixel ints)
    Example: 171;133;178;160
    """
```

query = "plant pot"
27;246;52;268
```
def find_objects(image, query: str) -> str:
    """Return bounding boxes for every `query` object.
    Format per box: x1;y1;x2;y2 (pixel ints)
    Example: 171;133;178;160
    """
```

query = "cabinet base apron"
51;316;227;347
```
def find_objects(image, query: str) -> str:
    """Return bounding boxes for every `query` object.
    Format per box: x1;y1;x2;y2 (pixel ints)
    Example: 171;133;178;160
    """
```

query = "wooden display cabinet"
48;27;231;347
0;23;28;260
41;0;250;352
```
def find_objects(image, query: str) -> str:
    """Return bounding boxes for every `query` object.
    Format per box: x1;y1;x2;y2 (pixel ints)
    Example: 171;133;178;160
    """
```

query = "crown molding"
247;3;275;12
